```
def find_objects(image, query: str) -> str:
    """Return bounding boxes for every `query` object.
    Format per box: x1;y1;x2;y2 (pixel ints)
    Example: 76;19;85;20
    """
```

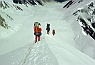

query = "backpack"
34;27;42;36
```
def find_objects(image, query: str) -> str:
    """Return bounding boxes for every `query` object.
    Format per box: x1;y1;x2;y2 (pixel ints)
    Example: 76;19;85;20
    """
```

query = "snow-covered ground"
0;0;95;65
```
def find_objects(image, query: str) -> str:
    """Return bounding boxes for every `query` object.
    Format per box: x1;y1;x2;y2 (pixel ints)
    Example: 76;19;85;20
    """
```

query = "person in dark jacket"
46;23;50;34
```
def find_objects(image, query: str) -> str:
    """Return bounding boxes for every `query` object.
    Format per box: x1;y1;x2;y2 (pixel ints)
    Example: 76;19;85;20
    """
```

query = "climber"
34;22;42;43
52;29;55;36
46;23;50;34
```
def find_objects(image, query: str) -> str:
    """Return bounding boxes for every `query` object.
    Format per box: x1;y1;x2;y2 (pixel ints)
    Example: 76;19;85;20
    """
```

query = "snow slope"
0;0;95;65
0;38;58;65
1;35;95;65
45;35;95;65
62;0;95;59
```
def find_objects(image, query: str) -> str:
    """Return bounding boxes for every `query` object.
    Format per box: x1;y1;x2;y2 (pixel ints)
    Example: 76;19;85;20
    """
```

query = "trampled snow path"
0;36;58;65
20;36;58;65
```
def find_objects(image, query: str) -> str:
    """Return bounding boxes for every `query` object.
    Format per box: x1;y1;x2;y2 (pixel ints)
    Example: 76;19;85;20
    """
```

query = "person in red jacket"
52;29;55;36
34;22;42;43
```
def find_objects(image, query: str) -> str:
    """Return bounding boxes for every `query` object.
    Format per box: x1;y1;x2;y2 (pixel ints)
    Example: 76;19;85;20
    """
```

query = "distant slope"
62;0;95;60
13;0;66;6
13;0;54;5
0;1;23;10
0;1;23;29
0;0;28;38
